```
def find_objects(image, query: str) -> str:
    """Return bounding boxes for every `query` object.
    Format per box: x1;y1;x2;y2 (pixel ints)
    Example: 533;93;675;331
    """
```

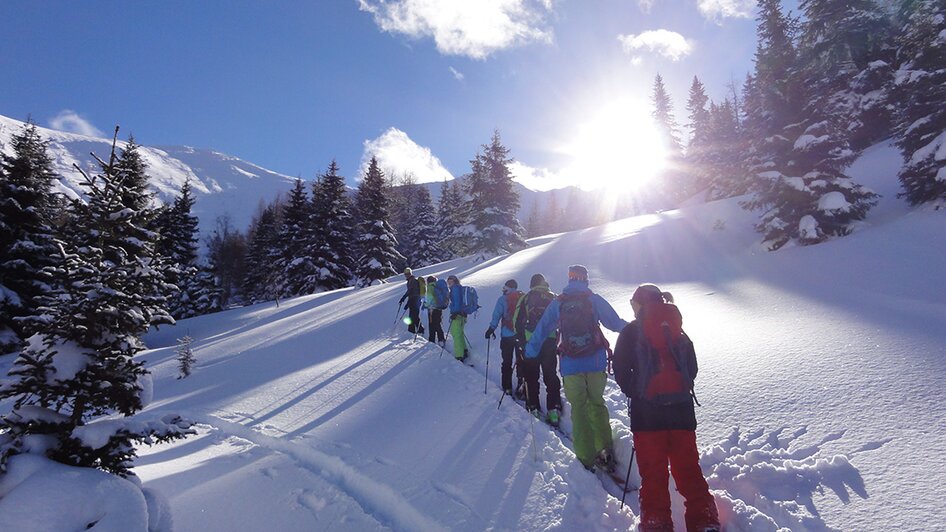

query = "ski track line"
193;413;448;532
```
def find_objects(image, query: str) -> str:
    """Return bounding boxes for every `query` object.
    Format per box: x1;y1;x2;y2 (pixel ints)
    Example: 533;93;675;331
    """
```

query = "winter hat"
567;264;589;282
404;267;412;276
504;279;518;290
447;275;459;284
631;284;663;305
530;273;546;288
426;275;436;283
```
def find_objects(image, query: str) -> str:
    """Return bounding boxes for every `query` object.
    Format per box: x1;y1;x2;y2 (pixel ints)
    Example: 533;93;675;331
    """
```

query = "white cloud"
360;128;454;184
697;0;754;21
449;66;465;81
509;161;572;191
638;0;656;13
47;110;103;137
358;0;554;59
618;29;693;64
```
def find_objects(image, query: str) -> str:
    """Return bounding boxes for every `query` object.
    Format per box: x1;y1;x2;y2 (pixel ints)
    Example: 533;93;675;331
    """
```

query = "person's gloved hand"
450;313;459;322
485;327;496;339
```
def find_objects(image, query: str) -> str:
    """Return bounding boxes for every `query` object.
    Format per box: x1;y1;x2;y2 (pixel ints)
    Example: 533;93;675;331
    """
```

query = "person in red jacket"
613;284;720;532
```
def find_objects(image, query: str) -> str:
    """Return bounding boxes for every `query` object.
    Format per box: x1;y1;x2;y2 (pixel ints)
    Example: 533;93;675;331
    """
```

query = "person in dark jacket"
485;279;524;397
513;273;562;426
613;284;719;532
398;268;424;335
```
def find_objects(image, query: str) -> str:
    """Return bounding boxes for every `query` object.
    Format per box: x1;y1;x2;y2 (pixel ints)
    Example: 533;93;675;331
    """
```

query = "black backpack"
516;289;555;337
556;292;607;357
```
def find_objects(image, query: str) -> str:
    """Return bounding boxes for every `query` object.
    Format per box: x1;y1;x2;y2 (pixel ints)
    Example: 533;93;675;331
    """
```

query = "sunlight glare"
564;99;666;191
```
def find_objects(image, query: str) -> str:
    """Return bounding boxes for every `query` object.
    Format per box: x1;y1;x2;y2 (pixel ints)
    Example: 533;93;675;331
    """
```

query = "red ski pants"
634;430;719;532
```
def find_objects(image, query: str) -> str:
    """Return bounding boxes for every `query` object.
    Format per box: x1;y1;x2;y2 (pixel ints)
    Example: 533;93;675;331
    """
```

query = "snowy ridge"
0;114;298;236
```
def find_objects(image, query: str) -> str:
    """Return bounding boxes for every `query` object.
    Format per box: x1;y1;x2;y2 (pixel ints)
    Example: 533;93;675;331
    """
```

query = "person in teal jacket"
524;264;628;471
447;275;468;361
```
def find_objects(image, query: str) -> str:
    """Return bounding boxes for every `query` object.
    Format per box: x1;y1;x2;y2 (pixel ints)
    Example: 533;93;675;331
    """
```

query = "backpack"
459;285;480;316
633;302;697;406
556;292;607;358
516;289;555;337
501;291;523;330
433;279;449;310
417;276;427;297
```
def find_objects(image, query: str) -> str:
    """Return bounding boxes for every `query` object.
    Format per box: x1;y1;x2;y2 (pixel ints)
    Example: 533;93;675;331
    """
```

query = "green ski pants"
450;315;466;359
563;371;613;468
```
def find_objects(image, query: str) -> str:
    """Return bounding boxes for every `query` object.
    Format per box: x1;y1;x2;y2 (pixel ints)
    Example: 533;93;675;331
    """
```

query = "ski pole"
440;328;450;358
524;379;538;462
621;400;636;509
484;336;492;395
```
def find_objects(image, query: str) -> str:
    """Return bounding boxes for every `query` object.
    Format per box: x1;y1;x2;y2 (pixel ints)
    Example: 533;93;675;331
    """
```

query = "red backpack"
501;291;523;331
634;302;698;405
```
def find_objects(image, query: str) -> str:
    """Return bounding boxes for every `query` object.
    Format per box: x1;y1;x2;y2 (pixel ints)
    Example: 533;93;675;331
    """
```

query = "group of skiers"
398;265;720;532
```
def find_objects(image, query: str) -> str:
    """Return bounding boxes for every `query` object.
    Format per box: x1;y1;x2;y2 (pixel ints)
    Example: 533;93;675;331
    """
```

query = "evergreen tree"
437;179;468;259
405;185;441;266
154;181;205;318
176;335;196;378
704;99;751;199
685;76;712;196
205;215;244;308
242;203;281;303
650;74;692;207
893;0;946;206
0;130;190;477
276;179;317;298
353;157;403;286
524;198;542;238
456;131;526;260
310;160;356;290
0;120;61;353
760;0;883;248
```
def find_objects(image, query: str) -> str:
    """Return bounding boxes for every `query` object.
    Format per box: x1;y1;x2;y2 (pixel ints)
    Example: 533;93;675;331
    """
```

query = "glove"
403;303;410;310
485;327;496;339
450;313;459;322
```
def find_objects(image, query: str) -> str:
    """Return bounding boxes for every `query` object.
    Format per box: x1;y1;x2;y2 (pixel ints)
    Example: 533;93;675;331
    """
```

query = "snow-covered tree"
436;179;467;259
892;0;946;206
405;185;442;266
0;130;190;476
242;203;281;303
455;131;526;260
176;335;196;379
276;179;317;298
354;157;403;286
704;98;751;199
0;120;61;354
205;215;245;308
310;160;356;290
154;181;208;318
753;0;882;248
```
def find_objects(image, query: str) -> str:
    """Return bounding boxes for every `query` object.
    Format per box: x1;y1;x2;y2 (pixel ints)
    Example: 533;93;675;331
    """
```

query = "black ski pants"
521;336;562;412
428;309;445;342
500;336;523;392
407;296;424;334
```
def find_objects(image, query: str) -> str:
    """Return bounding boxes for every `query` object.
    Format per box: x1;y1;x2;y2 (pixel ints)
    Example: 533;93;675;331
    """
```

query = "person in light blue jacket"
485;279;524;396
525;264;628;472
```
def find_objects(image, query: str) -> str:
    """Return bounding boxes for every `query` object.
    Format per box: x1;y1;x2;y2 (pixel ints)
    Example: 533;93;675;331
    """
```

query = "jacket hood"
562;279;590;294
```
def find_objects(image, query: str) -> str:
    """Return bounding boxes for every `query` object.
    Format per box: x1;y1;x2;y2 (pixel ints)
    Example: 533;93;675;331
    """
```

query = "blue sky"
0;1;790;190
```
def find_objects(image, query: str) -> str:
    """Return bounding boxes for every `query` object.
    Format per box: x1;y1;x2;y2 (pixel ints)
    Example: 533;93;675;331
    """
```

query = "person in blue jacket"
525;264;628;472
485;279;524;397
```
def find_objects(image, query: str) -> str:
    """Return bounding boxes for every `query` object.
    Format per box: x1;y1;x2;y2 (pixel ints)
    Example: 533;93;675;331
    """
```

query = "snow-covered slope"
0;114;298;236
108;141;945;530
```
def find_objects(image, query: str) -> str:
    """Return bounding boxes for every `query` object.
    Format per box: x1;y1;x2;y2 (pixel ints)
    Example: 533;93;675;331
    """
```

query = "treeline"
219;131;526;306
645;0;945;250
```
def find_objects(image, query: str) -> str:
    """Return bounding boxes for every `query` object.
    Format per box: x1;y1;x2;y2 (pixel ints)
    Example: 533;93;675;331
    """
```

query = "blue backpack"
459;285;480;316
433;279;449;310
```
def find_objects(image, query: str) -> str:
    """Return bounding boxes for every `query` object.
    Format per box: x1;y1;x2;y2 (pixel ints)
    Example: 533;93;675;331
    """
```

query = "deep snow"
2;141;945;531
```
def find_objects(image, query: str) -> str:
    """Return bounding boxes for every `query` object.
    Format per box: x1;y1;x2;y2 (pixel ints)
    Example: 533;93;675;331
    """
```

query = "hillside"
1;141;943;531
123;142;945;530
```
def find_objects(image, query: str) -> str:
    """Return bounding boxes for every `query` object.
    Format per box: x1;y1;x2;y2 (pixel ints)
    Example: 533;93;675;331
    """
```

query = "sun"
562;99;667;191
